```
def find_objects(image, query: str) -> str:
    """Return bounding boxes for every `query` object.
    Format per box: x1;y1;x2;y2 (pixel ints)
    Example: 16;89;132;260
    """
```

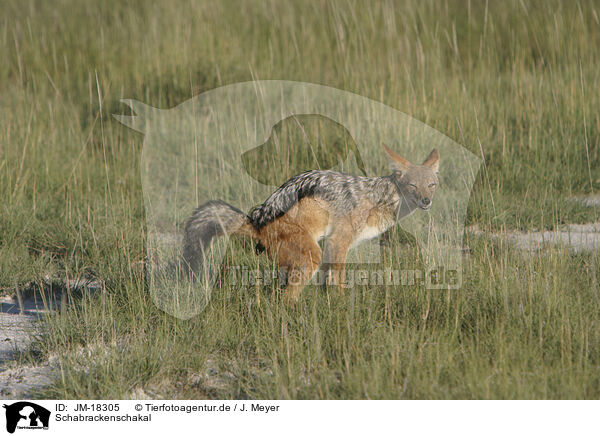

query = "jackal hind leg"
276;231;322;303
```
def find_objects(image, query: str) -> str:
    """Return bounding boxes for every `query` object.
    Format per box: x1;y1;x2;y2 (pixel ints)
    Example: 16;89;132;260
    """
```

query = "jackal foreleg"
322;225;353;293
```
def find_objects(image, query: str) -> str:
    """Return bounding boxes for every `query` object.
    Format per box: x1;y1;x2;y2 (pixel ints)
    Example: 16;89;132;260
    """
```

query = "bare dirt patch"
0;279;102;399
504;223;600;252
571;194;600;207
0;296;53;398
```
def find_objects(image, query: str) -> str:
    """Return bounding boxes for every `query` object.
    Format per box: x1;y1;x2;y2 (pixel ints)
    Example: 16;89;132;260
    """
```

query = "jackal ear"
422;149;440;173
383;144;412;174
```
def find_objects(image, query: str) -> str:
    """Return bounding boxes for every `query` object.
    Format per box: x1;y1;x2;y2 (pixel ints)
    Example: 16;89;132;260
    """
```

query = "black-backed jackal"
183;145;440;302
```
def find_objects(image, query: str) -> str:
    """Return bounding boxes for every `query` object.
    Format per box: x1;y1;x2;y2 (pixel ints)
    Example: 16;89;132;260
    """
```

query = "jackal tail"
183;200;257;273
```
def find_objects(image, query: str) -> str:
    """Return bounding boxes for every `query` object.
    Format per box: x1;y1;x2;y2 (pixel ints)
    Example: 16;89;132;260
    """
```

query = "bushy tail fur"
183;200;256;274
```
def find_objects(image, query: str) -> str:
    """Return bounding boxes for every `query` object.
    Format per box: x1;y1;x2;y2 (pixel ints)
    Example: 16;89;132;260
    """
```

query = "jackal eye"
408;183;417;189
428;183;437;188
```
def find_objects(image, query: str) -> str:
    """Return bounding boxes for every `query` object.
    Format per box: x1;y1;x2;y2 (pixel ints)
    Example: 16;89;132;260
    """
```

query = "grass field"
1;0;600;399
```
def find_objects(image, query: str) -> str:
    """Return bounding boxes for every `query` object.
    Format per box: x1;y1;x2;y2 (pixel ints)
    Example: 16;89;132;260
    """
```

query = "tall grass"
1;0;599;398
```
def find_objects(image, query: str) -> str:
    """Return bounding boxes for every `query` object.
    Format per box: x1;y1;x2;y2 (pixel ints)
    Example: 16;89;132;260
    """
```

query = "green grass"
1;0;600;398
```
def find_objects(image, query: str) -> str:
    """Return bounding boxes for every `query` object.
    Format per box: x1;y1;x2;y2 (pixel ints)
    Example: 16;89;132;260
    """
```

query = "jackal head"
384;145;440;211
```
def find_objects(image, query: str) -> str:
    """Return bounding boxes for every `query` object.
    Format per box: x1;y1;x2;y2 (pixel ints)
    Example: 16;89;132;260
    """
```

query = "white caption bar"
0;400;596;435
